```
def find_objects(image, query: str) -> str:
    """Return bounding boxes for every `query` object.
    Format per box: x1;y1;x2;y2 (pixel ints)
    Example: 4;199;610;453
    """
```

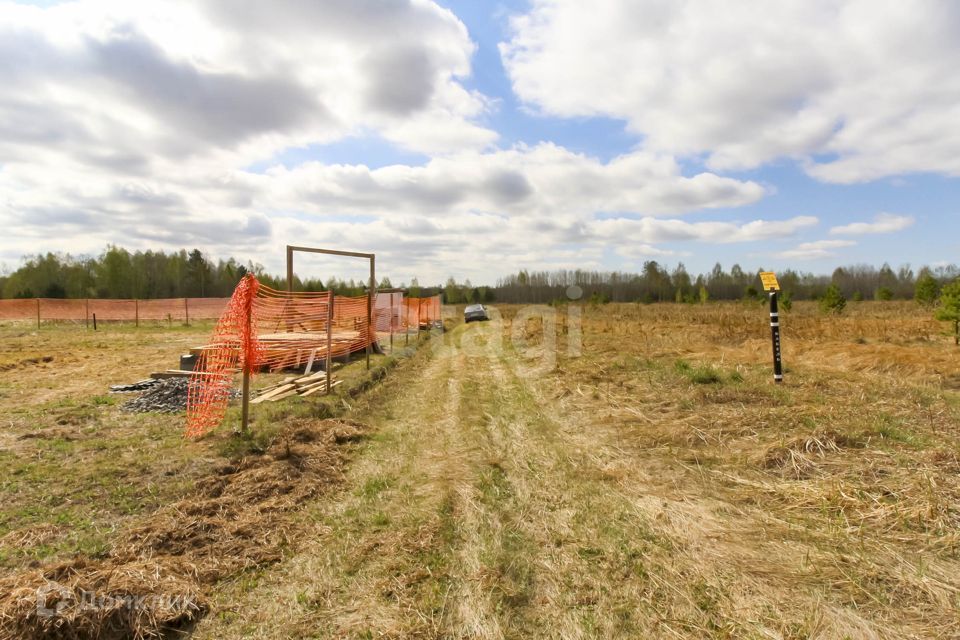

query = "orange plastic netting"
0;297;228;322
403;295;441;328
185;275;401;438
185;275;261;438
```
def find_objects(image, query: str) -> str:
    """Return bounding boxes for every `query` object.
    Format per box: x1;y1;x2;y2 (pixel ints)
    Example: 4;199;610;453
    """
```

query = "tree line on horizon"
490;262;960;305
0;247;382;300
1;247;957;307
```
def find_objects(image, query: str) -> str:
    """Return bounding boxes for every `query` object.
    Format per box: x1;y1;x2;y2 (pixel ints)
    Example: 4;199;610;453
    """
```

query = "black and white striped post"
760;272;783;384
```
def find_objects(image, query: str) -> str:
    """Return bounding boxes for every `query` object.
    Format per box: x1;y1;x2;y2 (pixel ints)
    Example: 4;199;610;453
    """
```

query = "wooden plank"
294;371;327;386
150;370;222;379
300;379;342;397
296;380;329;392
264;389;299;402
251;383;296;404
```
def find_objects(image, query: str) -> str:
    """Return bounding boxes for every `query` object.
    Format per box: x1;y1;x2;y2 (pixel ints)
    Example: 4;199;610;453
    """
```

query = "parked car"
464;304;489;323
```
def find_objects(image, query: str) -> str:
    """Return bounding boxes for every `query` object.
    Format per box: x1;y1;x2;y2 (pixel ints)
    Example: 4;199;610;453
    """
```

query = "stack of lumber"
251;371;341;403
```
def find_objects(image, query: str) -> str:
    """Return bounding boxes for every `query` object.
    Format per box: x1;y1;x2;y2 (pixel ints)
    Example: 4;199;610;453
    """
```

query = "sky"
0;0;957;285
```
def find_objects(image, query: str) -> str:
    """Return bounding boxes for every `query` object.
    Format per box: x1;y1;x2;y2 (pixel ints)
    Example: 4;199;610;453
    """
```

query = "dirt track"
194;311;959;639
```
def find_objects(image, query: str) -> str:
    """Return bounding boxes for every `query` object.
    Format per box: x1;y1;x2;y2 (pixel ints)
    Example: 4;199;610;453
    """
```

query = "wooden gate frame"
285;245;376;369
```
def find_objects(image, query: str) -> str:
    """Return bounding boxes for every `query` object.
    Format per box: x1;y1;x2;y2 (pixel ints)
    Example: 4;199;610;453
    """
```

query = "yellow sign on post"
759;272;780;291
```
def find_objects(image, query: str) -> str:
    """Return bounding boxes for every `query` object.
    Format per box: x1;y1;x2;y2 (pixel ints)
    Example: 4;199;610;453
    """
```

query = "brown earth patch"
0;418;367;640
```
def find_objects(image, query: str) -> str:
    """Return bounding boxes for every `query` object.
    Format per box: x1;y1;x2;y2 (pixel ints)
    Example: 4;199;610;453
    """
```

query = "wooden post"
286;245;294;293
36;299;40;330
367;255;375;369
240;283;254;435
326;292;334;394
135;299;139;328
93;313;97;331
184;298;189;326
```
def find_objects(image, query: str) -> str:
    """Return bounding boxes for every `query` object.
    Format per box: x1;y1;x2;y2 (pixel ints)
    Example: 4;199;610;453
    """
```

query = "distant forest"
0;247;379;300
489;262;960;305
1;246;957;305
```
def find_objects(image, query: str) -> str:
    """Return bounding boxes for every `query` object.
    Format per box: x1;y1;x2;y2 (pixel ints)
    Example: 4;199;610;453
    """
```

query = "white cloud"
0;141;768;282
0;0;816;284
829;213;915;236
258;144;765;218
779;239;856;260
591;216;817;245
501;0;960;183
0;0;495;170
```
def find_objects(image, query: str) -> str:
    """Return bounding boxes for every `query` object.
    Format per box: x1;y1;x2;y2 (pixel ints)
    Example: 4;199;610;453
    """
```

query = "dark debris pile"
120;378;191;413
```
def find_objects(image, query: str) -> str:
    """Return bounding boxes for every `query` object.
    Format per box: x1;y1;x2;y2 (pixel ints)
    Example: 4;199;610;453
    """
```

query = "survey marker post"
760;272;783;384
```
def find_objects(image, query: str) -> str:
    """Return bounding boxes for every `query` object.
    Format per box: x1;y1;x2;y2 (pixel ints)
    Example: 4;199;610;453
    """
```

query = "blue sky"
0;0;957;284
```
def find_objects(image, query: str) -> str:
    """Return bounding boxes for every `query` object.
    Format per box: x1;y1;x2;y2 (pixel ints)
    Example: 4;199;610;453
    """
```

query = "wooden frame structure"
285;245;376;369
237;246;377;435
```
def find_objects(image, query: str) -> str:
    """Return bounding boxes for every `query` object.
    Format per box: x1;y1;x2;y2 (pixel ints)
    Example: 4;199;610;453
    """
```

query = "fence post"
184;298;189;326
36;299;40;330
366;256;374;370
240;284;254;435
326;292;334;394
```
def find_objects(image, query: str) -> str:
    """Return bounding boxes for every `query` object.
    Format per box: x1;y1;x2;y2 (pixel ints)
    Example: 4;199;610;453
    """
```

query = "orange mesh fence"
35;299;88;320
185;276;260;438
0;299;38;320
186;276;382;438
403;295;442;328
0;297;228;322
373;291;404;332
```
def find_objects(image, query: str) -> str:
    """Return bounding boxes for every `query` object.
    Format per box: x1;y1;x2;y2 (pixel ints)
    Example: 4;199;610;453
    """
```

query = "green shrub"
819;283;846;315
875;286;893;301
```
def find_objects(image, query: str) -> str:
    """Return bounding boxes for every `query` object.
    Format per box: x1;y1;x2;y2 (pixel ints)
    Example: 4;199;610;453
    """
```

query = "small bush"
875;286;893;301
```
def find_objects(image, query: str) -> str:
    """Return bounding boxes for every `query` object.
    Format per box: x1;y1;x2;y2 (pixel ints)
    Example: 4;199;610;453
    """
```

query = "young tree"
443;277;460;304
698;285;709;304
915;271;940;306
819;283;846;315
935;279;960;345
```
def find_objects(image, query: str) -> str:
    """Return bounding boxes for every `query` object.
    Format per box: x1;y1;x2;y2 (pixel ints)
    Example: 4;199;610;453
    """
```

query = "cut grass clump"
760;430;866;479
675;359;724;384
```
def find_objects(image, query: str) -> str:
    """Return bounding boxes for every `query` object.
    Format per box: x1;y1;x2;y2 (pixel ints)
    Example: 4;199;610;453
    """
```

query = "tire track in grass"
194;337;471;639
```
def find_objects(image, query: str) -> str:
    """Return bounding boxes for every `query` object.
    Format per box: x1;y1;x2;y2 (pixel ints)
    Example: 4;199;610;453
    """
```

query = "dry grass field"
1;301;958;639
